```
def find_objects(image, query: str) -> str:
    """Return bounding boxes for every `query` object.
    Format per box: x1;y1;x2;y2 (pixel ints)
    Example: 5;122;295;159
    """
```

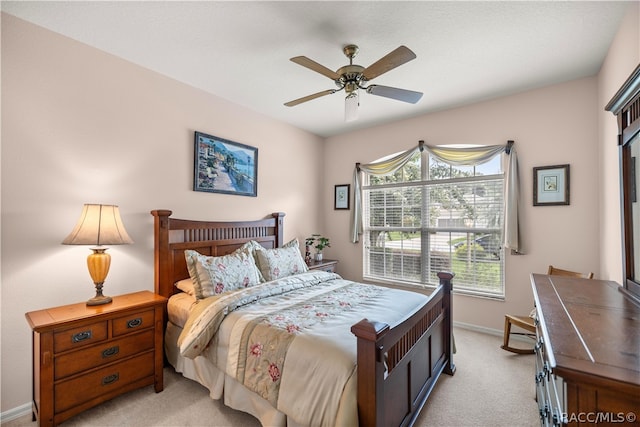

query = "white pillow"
184;249;262;299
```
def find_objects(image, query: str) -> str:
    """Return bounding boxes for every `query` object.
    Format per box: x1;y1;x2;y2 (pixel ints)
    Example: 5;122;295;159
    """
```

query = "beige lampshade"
62;204;133;246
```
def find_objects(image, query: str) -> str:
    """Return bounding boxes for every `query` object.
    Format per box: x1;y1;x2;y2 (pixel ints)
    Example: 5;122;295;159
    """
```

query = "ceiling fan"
284;44;423;122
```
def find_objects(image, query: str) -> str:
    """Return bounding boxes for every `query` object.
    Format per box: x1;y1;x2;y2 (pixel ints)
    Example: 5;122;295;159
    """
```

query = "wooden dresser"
25;291;167;427
531;274;640;426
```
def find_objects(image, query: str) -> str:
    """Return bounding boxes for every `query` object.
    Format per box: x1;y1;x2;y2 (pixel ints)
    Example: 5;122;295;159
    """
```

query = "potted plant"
306;234;330;261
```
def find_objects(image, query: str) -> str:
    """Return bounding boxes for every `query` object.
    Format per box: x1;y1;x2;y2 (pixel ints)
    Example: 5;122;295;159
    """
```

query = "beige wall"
2;3;639;419
1;14;324;413
598;2;640;283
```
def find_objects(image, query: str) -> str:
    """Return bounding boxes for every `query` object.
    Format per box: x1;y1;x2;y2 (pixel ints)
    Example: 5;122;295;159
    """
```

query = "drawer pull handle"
72;330;92;343
102;373;119;386
127;318;142;328
102;346;120;358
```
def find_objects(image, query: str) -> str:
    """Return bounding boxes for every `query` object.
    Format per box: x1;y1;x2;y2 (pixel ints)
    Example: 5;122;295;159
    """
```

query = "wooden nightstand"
25;290;167;427
307;259;338;273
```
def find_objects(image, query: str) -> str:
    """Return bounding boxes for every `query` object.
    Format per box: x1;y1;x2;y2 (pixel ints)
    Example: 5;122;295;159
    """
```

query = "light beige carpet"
4;327;539;427
416;327;539;427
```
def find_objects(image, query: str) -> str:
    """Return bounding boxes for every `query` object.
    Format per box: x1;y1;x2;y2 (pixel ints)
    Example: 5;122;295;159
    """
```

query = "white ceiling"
1;1;630;138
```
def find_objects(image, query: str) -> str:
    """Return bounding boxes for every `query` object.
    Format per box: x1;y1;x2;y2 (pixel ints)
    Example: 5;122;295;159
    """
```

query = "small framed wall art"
334;184;350;210
533;164;569;206
194;131;258;197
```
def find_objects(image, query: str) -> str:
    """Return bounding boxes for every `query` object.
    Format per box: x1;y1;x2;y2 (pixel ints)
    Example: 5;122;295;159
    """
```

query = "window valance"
351;140;520;252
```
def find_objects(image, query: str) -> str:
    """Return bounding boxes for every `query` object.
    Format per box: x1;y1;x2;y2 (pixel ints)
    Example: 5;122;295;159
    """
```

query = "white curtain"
350;140;520;252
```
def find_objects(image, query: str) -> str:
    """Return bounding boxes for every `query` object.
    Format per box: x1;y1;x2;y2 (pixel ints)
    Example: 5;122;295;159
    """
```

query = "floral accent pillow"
234;240;267;282
184;249;262;299
254;238;308;281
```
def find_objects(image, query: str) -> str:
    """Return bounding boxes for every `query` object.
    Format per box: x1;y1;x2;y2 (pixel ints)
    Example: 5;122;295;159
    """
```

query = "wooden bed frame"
151;209;455;427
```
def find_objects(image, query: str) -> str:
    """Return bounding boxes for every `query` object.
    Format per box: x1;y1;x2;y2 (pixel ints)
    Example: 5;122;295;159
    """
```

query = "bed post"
271;212;285;247
350;319;389;427
151;209;173;298
438;271;456;376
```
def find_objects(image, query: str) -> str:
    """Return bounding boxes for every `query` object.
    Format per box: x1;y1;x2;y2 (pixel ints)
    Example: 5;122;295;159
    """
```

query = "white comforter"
177;270;429;427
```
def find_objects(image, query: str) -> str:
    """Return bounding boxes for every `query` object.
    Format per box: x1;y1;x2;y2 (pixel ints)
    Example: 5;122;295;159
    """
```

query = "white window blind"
362;150;505;297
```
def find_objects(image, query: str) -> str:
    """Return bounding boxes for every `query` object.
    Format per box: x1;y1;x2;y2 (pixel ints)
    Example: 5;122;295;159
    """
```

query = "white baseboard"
1;402;31;423
453;321;503;336
453;321;533;343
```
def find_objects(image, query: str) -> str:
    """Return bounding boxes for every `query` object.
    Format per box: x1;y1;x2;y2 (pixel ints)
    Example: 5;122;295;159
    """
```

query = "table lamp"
62;204;133;306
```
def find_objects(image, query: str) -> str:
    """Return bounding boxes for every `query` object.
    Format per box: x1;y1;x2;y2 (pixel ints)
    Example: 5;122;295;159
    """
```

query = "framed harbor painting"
194;131;258;197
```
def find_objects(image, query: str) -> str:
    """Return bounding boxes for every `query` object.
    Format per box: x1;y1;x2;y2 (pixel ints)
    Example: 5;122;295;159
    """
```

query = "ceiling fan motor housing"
336;65;365;91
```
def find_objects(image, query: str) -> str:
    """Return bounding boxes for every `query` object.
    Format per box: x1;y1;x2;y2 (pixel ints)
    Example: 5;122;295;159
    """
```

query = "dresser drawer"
54;351;155;413
112;309;154;337
54;329;155;380
54;321;108;353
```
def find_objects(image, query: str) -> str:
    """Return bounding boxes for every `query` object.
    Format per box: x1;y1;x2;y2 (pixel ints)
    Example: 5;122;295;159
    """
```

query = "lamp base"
87;294;113;306
86;249;113;306
86;281;112;306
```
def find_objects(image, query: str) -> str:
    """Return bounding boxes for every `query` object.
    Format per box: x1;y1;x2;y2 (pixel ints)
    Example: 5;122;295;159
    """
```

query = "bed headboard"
151;209;285;299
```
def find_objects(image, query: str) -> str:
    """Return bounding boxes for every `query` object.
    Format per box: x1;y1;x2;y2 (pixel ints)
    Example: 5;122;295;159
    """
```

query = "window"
362;149;505;298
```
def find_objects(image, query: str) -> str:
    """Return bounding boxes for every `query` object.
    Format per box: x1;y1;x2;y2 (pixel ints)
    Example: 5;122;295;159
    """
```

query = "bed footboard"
351;272;455;427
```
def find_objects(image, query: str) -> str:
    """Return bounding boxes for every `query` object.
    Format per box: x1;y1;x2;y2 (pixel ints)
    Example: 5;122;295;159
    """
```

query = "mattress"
167;292;196;328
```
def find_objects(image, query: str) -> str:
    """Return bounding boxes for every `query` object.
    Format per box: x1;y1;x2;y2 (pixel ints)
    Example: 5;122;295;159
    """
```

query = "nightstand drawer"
307;259;338;273
112;309;154;336
54;321;108;353
54;351;155;413
55;329;155;380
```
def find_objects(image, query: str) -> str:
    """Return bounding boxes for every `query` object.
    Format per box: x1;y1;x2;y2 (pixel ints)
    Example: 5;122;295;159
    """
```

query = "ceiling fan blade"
366;85;423;104
362;46;417;81
290;56;341;81
284;89;337;107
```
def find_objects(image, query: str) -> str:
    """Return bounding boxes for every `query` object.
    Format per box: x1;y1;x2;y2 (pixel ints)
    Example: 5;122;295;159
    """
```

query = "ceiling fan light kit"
345;90;359;122
285;44;423;122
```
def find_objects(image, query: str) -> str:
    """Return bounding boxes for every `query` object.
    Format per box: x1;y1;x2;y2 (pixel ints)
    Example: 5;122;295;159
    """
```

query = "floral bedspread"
177;270;429;427
237;281;383;406
177;271;344;358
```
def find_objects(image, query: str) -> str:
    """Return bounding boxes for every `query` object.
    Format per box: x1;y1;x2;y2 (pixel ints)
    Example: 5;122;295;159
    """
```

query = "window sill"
363;275;505;300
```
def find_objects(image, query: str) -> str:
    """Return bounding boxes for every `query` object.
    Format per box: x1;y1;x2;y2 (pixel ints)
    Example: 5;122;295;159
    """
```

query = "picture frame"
533;164;569;206
194;131;258;197
334;184;350;210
